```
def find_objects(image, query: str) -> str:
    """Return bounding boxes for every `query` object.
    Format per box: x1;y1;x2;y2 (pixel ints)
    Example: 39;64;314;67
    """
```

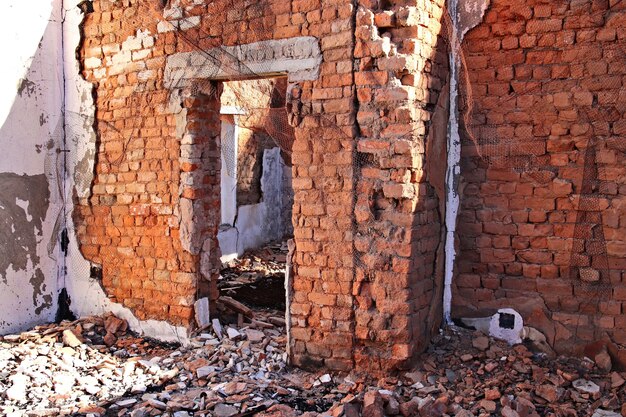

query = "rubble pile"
219;241;289;309
0;315;624;417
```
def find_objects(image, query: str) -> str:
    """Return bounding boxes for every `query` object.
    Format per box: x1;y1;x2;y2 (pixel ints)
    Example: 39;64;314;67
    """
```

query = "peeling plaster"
0;173;49;281
17;78;37;98
30;268;52;315
458;0;491;38
0;0;64;333
218;147;290;259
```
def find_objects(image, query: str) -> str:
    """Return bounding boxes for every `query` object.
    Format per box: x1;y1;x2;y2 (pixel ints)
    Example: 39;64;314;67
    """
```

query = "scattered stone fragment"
573;379;601;395
472;335;489;351
4;334;21;342
6;373;29;402
480;399;497;412
26;408;62;417
592;409;622;417
214;403;238;417
484;388;500;400
319;374;332;384
362;391;384;417
147;398;167;410
501;405;520;417
0;313;623;417
399;397;420;416
595;348;613;372
611;372;625;388
194;297;211;329
62;329;82;348
212;319;223;339
117;399;138;408
385;396;400;415
246;328;265;342
226;327;241;339
196;365;215;378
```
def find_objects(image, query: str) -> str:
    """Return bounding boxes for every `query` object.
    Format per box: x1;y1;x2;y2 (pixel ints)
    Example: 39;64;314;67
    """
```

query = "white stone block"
488;308;523;345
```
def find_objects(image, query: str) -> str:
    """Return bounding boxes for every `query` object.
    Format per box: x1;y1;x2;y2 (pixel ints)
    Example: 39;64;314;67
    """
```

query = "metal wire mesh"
54;0;622;346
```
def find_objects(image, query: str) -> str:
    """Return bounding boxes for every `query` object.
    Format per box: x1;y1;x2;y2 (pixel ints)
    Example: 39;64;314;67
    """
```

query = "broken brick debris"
1;318;625;417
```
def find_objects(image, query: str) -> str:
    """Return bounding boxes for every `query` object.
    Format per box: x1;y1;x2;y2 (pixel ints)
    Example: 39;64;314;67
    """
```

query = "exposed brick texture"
352;0;449;371
75;0;625;372
454;0;626;352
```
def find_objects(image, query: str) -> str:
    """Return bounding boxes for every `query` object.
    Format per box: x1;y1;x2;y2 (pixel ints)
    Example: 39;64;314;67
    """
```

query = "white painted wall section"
443;0;491;325
0;0;64;333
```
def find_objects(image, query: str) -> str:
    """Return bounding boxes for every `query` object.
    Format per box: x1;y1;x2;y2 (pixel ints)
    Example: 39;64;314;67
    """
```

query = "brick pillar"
288;0;358;372
177;87;222;313
351;0;449;371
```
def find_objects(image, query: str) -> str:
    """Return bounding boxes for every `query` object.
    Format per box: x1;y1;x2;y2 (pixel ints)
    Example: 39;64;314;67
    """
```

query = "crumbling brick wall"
76;0;358;370
352;0;449;371
453;0;626;352
75;0;625;371
75;0;450;372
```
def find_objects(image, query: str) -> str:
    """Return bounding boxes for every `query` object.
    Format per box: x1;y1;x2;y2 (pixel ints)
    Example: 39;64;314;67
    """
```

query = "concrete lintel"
165;37;322;87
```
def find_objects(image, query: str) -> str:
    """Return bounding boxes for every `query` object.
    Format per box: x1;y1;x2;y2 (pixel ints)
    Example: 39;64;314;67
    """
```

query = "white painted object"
194;297;210;329
591;410;621;417
220;107;244;227
226;327;241;339
442;0;491;325
488;308;524;345
212;318;223;340
217;147;290;261
443;0;462;325
572;379;600;395
0;0;63;334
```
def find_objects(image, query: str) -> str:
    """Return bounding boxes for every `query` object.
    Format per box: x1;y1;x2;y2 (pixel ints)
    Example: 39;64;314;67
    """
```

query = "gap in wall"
215;76;294;316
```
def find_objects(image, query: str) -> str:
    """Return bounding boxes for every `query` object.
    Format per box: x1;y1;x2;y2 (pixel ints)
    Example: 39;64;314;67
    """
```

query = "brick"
355;71;388;86
74;0;626;373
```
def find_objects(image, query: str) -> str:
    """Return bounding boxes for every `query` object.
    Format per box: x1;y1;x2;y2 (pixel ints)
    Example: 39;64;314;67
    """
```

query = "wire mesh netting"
53;0;623;345
456;1;624;341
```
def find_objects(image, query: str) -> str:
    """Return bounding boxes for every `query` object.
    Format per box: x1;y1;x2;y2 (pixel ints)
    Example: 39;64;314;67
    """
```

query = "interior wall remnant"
218;147;293;261
236;130;276;207
0;0;64;333
218;78;295;260
220;113;239;226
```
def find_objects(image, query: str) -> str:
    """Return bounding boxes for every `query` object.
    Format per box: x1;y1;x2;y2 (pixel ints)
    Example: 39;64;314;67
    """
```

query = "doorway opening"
215;76;294;319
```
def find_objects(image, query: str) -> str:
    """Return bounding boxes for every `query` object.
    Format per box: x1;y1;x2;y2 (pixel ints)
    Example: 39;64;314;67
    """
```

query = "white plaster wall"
218;147;289;260
0;1;64;333
220;118;238;226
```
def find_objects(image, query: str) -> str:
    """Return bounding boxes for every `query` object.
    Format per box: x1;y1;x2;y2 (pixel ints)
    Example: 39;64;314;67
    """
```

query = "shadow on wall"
350;0;451;372
0;2;64;333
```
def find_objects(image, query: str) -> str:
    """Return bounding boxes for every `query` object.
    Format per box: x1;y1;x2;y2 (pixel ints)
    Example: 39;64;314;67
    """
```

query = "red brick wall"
453;0;626;351
75;0;451;372
76;0;358;370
